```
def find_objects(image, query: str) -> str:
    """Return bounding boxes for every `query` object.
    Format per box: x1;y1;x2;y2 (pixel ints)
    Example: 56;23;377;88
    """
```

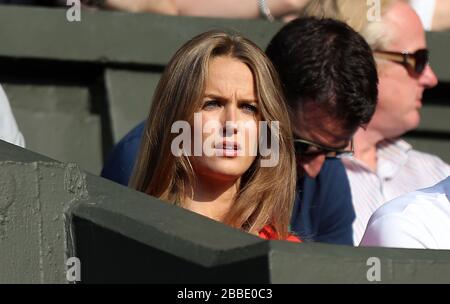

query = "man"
102;17;378;245
335;0;450;244
265;17;377;244
0;84;25;148
361;176;450;249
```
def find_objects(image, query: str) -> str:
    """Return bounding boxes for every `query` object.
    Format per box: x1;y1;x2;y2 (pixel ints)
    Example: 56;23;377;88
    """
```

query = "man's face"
370;2;438;139
293;103;354;178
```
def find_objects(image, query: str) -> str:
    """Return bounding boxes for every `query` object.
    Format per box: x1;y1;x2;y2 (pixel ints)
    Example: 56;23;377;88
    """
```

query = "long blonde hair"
130;30;297;239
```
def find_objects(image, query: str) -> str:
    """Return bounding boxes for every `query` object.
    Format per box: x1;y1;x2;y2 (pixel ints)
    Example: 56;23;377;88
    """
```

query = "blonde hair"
301;0;400;50
300;0;340;19
130;30;297;239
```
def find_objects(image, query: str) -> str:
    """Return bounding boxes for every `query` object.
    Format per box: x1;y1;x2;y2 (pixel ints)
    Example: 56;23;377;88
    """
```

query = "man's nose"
420;64;438;89
300;154;326;178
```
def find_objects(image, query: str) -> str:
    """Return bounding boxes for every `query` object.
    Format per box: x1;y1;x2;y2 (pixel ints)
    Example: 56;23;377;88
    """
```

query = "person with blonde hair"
129;30;299;241
301;0;396;33
304;0;450;245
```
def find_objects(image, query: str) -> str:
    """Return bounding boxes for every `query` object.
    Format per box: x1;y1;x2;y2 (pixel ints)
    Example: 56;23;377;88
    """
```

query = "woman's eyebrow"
239;98;258;104
203;93;257;103
203;93;225;99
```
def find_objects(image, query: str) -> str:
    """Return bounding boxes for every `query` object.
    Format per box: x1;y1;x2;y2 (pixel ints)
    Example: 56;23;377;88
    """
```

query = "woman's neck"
183;176;239;221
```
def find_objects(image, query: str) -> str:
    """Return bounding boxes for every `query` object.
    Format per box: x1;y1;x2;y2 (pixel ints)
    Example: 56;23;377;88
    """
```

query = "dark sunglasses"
293;138;354;159
373;49;429;74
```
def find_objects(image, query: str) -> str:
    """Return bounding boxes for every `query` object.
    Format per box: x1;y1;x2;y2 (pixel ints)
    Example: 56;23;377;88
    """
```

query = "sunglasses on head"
373;49;429;74
293;138;354;159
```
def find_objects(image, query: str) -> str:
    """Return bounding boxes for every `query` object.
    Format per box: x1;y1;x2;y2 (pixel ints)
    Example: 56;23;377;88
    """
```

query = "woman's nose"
222;106;238;136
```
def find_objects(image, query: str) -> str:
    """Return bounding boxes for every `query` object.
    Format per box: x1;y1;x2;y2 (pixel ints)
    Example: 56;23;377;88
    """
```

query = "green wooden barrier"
1;140;450;284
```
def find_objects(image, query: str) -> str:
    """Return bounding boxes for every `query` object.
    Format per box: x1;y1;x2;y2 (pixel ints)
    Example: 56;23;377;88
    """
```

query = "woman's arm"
431;0;450;31
103;0;178;14
173;0;309;19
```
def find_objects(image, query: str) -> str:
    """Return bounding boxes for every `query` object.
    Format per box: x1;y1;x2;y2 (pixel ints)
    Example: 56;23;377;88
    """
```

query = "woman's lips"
214;141;241;157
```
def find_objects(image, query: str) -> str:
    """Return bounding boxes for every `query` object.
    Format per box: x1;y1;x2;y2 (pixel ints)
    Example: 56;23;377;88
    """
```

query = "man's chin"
297;164;319;179
389;116;420;138
406;114;421;133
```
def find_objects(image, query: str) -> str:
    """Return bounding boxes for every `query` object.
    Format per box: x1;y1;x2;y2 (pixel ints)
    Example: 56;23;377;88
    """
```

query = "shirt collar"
375;139;412;179
343;138;412;176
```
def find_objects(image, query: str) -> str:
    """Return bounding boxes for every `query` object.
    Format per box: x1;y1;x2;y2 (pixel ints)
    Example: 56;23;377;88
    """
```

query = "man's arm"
360;214;429;249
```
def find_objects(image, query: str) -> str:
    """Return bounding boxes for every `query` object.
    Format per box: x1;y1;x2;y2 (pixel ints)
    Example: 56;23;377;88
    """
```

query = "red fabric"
258;225;302;243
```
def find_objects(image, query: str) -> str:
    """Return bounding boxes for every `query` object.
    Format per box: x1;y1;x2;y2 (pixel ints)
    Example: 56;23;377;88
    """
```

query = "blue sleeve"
100;122;145;186
291;158;355;245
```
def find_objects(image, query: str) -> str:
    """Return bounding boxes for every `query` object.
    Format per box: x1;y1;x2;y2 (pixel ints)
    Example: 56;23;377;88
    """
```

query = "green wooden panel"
0;159;84;283
0;5;448;82
12;109;102;174
0;4;282;66
270;242;450;283
2;84;103;174
3;84;90;113
2;140;450;283
418;104;450;133
0;141;450;283
427;31;450;83
104;69;161;143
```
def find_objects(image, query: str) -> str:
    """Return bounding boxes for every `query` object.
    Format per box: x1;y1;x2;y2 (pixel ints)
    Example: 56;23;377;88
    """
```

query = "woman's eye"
241;104;258;114
202;100;220;110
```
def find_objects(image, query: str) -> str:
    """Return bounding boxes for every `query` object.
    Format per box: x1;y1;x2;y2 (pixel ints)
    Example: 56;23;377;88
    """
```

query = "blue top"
292;158;355;244
101;123;146;186
101;122;355;245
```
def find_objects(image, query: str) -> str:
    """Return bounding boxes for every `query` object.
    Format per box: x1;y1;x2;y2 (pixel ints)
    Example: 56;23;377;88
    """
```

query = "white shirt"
360;176;450;249
0;84;25;147
409;0;436;31
343;139;450;245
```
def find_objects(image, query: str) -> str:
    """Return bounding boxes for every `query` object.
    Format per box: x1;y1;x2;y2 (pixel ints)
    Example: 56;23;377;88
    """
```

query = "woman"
130;30;299;241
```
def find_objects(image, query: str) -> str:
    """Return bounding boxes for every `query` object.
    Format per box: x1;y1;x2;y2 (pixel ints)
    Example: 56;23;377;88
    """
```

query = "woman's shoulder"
258;225;302;243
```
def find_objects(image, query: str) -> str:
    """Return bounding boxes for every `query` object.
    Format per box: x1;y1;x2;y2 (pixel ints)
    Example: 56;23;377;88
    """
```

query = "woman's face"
190;56;260;182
